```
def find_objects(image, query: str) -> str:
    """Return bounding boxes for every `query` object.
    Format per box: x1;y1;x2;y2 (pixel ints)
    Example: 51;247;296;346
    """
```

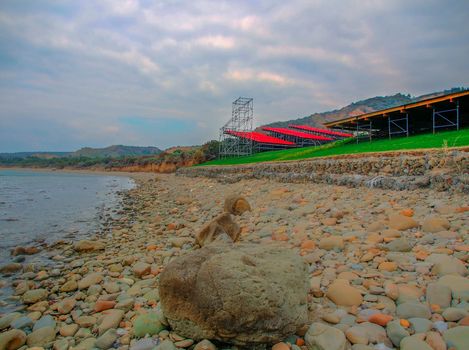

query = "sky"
0;0;468;152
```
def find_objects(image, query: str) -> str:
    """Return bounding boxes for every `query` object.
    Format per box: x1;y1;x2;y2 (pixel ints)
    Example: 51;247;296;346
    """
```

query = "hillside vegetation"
200;129;469;166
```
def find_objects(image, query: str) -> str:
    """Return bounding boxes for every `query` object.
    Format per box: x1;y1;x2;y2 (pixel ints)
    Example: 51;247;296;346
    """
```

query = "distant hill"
262;87;467;129
71;145;162;158
0;145;162;159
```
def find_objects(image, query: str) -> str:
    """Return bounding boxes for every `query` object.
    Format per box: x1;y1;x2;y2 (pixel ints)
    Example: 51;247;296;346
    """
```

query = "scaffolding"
219;97;254;158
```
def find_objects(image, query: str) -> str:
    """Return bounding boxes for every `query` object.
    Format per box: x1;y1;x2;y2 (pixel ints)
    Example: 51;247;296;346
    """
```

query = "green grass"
199;129;469;166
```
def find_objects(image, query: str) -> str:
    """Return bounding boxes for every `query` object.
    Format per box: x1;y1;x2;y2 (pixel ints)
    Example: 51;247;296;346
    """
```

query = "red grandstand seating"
262;127;333;141
289;124;353;138
225;130;296;145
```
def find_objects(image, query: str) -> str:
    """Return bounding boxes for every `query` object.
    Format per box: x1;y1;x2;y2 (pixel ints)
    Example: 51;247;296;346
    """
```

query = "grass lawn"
199;129;469;166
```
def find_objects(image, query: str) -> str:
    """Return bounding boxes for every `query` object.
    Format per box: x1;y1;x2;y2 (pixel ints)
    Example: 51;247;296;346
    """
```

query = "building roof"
289;124;353;137
324;90;469;128
262;127;333;141
224;130;296;145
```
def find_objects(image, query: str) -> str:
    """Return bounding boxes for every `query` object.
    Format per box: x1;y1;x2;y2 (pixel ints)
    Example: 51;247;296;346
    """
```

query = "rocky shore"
0;173;468;350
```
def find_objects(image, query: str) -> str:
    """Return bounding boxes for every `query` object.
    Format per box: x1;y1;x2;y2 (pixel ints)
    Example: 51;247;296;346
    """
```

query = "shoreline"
0;174;468;349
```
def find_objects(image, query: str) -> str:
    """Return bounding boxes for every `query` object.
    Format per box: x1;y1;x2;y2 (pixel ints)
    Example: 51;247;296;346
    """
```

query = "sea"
0;169;135;311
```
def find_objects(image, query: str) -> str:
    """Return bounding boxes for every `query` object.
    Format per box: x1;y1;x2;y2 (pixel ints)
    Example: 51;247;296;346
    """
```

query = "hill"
262;87;466;129
71;145;162;158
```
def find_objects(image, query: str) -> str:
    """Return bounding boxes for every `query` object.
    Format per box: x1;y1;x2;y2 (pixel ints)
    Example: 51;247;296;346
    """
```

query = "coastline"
0;173;468;349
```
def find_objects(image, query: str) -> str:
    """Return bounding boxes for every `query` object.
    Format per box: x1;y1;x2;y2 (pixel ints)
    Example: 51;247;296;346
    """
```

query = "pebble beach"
0;173;468;350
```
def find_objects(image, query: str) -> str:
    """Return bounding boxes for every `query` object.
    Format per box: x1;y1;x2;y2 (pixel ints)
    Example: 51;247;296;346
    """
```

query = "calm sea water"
0;169;135;265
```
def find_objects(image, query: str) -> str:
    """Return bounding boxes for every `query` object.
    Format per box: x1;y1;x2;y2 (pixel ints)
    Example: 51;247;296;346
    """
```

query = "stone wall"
177;149;469;192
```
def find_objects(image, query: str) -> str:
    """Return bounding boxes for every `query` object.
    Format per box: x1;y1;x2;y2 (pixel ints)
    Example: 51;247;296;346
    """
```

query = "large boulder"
159;242;309;345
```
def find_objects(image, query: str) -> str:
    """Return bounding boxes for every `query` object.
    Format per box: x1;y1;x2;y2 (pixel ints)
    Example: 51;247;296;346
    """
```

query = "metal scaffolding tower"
219;97;254;158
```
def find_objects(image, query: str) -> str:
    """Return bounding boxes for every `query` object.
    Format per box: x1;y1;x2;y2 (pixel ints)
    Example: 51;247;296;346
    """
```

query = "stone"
0;313;22;330
76;316;97;328
155;340;177;350
59;323;79;337
385;237;412;252
33;315;56;331
422;216;451;233
345;326;369;345
442;308;468;322
11;246;40;256
26;327;56;347
94;300;116;312
22;289;48;304
368;313;393;326
378;262;398;272
159;242;309;345
193;339;216;350
133;262;151;277
195;213;241;247
388;214;419;231
425;331;446;350
326;279;363;306
10;316;34;330
426;283;451;308
0;329;27;350
53;338;69;350
427;254;467;277
133;312;165;337
272;342;289;350
318;236;344;250
400;336;433;350
97;309;125;335
74;240;105;252
304;322;346;350
224;195;251;215
396;302;431;319
60;279;78;292
130;338;160;350
57;298;76;314
386;320;410;347
436;275;469;300
0;263;22;274
78;272;103;289
95;328;117;349
408;318;432;333
72;337;97;350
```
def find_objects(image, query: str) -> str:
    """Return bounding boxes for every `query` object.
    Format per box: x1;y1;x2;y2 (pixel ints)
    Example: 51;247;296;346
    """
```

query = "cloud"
0;0;468;151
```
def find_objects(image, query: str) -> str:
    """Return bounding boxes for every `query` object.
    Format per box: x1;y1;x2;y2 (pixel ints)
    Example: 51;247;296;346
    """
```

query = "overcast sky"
1;0;468;152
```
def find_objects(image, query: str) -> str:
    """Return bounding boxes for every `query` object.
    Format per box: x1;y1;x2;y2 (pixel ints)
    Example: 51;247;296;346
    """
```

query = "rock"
60;279;78;292
442;308;468;321
74;240;105;252
26;327;56;347
71;337;97;350
425;331;446;350
400;336;433;350
159;242;309;345
272;342;289;350
326;279;363;306
53;338;69;350
130;338;160;350
57;298;76;314
11;246;40;256
427;254;467;277
76;316;97;328
388;214;419;231
95;328;117;349
378;262;398;272
97;309;125;335
59;323;79;337
436;275;469;300
426;283;451;308
10;316;34;330
422;216;451;233
305;322;346;350
22;289;48;304
155;340;177;350
33;315;56;331
0;263;22;274
345;326;369;344
78;272;103;289
385;237;412;252
193;339;216;350
195;213;241;247
224;195;251;215
132;262;151;277
408;318;432;333
0;313;22;330
94;300;116;312
318;236;344;250
387;320;410;347
396;302;431;319
133;312;165;337
368;313;393;326
0;329;27;350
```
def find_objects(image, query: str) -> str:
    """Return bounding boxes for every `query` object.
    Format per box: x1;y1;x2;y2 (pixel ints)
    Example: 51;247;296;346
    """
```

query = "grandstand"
261;127;333;146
